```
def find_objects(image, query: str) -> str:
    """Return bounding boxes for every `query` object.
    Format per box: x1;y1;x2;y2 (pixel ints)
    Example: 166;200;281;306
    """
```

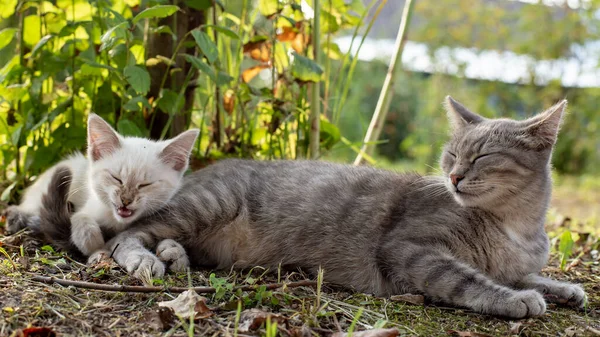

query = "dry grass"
0;177;599;337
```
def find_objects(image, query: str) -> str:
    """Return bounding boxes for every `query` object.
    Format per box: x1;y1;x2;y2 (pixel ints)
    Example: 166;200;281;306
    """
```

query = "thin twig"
31;275;317;294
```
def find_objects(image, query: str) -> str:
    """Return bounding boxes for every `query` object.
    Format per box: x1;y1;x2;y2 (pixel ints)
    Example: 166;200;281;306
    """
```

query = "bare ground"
0;181;599;337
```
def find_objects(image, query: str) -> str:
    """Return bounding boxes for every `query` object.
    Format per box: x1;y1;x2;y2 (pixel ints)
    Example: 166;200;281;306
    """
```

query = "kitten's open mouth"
117;206;134;218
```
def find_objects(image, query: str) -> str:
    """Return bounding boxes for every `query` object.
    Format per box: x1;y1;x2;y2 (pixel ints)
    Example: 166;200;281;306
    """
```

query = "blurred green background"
0;0;598;208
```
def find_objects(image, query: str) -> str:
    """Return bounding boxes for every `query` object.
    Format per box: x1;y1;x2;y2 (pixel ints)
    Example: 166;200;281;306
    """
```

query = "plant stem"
353;0;415;166
212;1;223;148
15;0;25;176
309;0;321;159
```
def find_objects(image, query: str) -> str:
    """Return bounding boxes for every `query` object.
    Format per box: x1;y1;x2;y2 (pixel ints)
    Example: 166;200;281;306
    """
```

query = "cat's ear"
444;96;485;129
521;100;566;149
87;113;121;161
160;129;200;172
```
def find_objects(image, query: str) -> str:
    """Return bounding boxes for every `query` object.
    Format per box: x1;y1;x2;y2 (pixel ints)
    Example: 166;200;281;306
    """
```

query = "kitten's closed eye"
138;183;153;189
111;174;122;184
472;153;495;163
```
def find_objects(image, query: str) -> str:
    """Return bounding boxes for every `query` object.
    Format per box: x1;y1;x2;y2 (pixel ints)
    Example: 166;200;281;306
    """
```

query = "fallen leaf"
389;293;425;305
332;328;400;337
158;290;213;319
143;307;175;331
447;330;493;337
238;308;287;332
12;327;57;337
242;64;270;83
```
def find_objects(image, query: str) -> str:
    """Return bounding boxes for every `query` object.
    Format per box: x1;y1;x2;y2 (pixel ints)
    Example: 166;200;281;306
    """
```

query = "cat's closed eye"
472;153;494;163
138;183;153;189
110;174;122;184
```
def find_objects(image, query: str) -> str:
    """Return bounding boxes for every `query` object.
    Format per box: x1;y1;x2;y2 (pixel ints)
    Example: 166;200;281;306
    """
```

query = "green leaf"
123;65;151;95
31;35;54;57
100;22;129;52
216;71;234;86
291;52;323;82
0;28;17;50
184;0;212;10
259;0;279;17
191;30;218;64
151;25;175;36
559;230;574;270
80;58;117;72
157;89;184;115
320;118;341;150
184;53;214;80
41;245;55;252
123;96;151;112
1;181;17;202
132;5;179;25
321;10;340;34
203;25;240;40
117;119;144;137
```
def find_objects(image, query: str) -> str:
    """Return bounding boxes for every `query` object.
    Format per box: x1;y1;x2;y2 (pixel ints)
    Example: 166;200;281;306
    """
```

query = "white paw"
124;251;165;280
544;283;586;308
156;239;189;273
71;217;104;256
503;290;547;318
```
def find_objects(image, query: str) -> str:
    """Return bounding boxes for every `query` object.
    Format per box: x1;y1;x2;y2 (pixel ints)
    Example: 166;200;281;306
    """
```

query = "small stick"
30;275;317;294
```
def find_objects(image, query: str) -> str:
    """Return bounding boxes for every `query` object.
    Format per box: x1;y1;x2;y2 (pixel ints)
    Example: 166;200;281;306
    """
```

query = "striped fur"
46;97;586;318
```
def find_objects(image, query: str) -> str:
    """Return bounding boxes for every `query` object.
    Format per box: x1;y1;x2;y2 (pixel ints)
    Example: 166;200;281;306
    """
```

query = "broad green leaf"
123;65;151;95
0;0;17;18
132;5;179;25
259;0;279;16
184;0;212;10
291;52;323;82
321;10;340;34
184;54;215;82
203;25;240;40
216;71;234;86
191;30;218;64
117;119;144;137
23;15;42;46
0;28;17;50
323;41;343;60
31;35;54;57
80;58;117;72
123;96;151;112
320;118;341;150
157;89;184;115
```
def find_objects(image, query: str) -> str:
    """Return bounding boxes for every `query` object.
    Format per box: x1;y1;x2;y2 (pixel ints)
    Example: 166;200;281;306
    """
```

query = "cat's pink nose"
121;196;133;206
450;174;464;186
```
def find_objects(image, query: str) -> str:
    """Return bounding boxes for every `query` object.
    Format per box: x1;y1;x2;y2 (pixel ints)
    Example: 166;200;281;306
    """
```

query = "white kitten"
4;114;199;257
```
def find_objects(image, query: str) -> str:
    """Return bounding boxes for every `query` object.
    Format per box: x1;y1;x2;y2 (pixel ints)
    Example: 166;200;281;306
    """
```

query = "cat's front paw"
124;251;165;280
542;283;586;308
485;289;546;318
71;216;104;256
156;239;189;273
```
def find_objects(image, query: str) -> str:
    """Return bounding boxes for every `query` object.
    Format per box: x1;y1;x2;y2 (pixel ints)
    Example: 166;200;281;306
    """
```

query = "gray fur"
86;97;585;317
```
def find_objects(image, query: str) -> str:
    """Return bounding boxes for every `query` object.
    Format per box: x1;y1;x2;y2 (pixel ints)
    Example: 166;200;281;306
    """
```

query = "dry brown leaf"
143;307;176;331
277;27;298;42
242;65;270;83
11;327;57;337
223;89;235;114
243;41;271;62
158;290;213;319
291;33;307;53
447;330;493;337
389;293;425;305
332;328;400;337
238;308;287;332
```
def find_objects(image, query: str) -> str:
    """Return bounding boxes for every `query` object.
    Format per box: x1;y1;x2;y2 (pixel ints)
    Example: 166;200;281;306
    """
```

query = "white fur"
11;114;198;256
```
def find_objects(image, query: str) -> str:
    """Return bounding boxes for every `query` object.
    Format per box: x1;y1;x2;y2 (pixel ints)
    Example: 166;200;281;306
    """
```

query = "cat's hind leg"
156;239;190;273
2;206;40;234
379;242;546;318
517;274;586;308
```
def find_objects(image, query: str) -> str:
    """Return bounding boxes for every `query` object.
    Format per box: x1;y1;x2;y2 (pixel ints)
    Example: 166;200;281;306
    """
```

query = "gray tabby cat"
44;97;585;318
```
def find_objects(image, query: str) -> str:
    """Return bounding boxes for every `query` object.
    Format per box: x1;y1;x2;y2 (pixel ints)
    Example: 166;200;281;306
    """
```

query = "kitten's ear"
160;129;200;172
444;96;485;129
87;113;121;161
521;100;566;149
